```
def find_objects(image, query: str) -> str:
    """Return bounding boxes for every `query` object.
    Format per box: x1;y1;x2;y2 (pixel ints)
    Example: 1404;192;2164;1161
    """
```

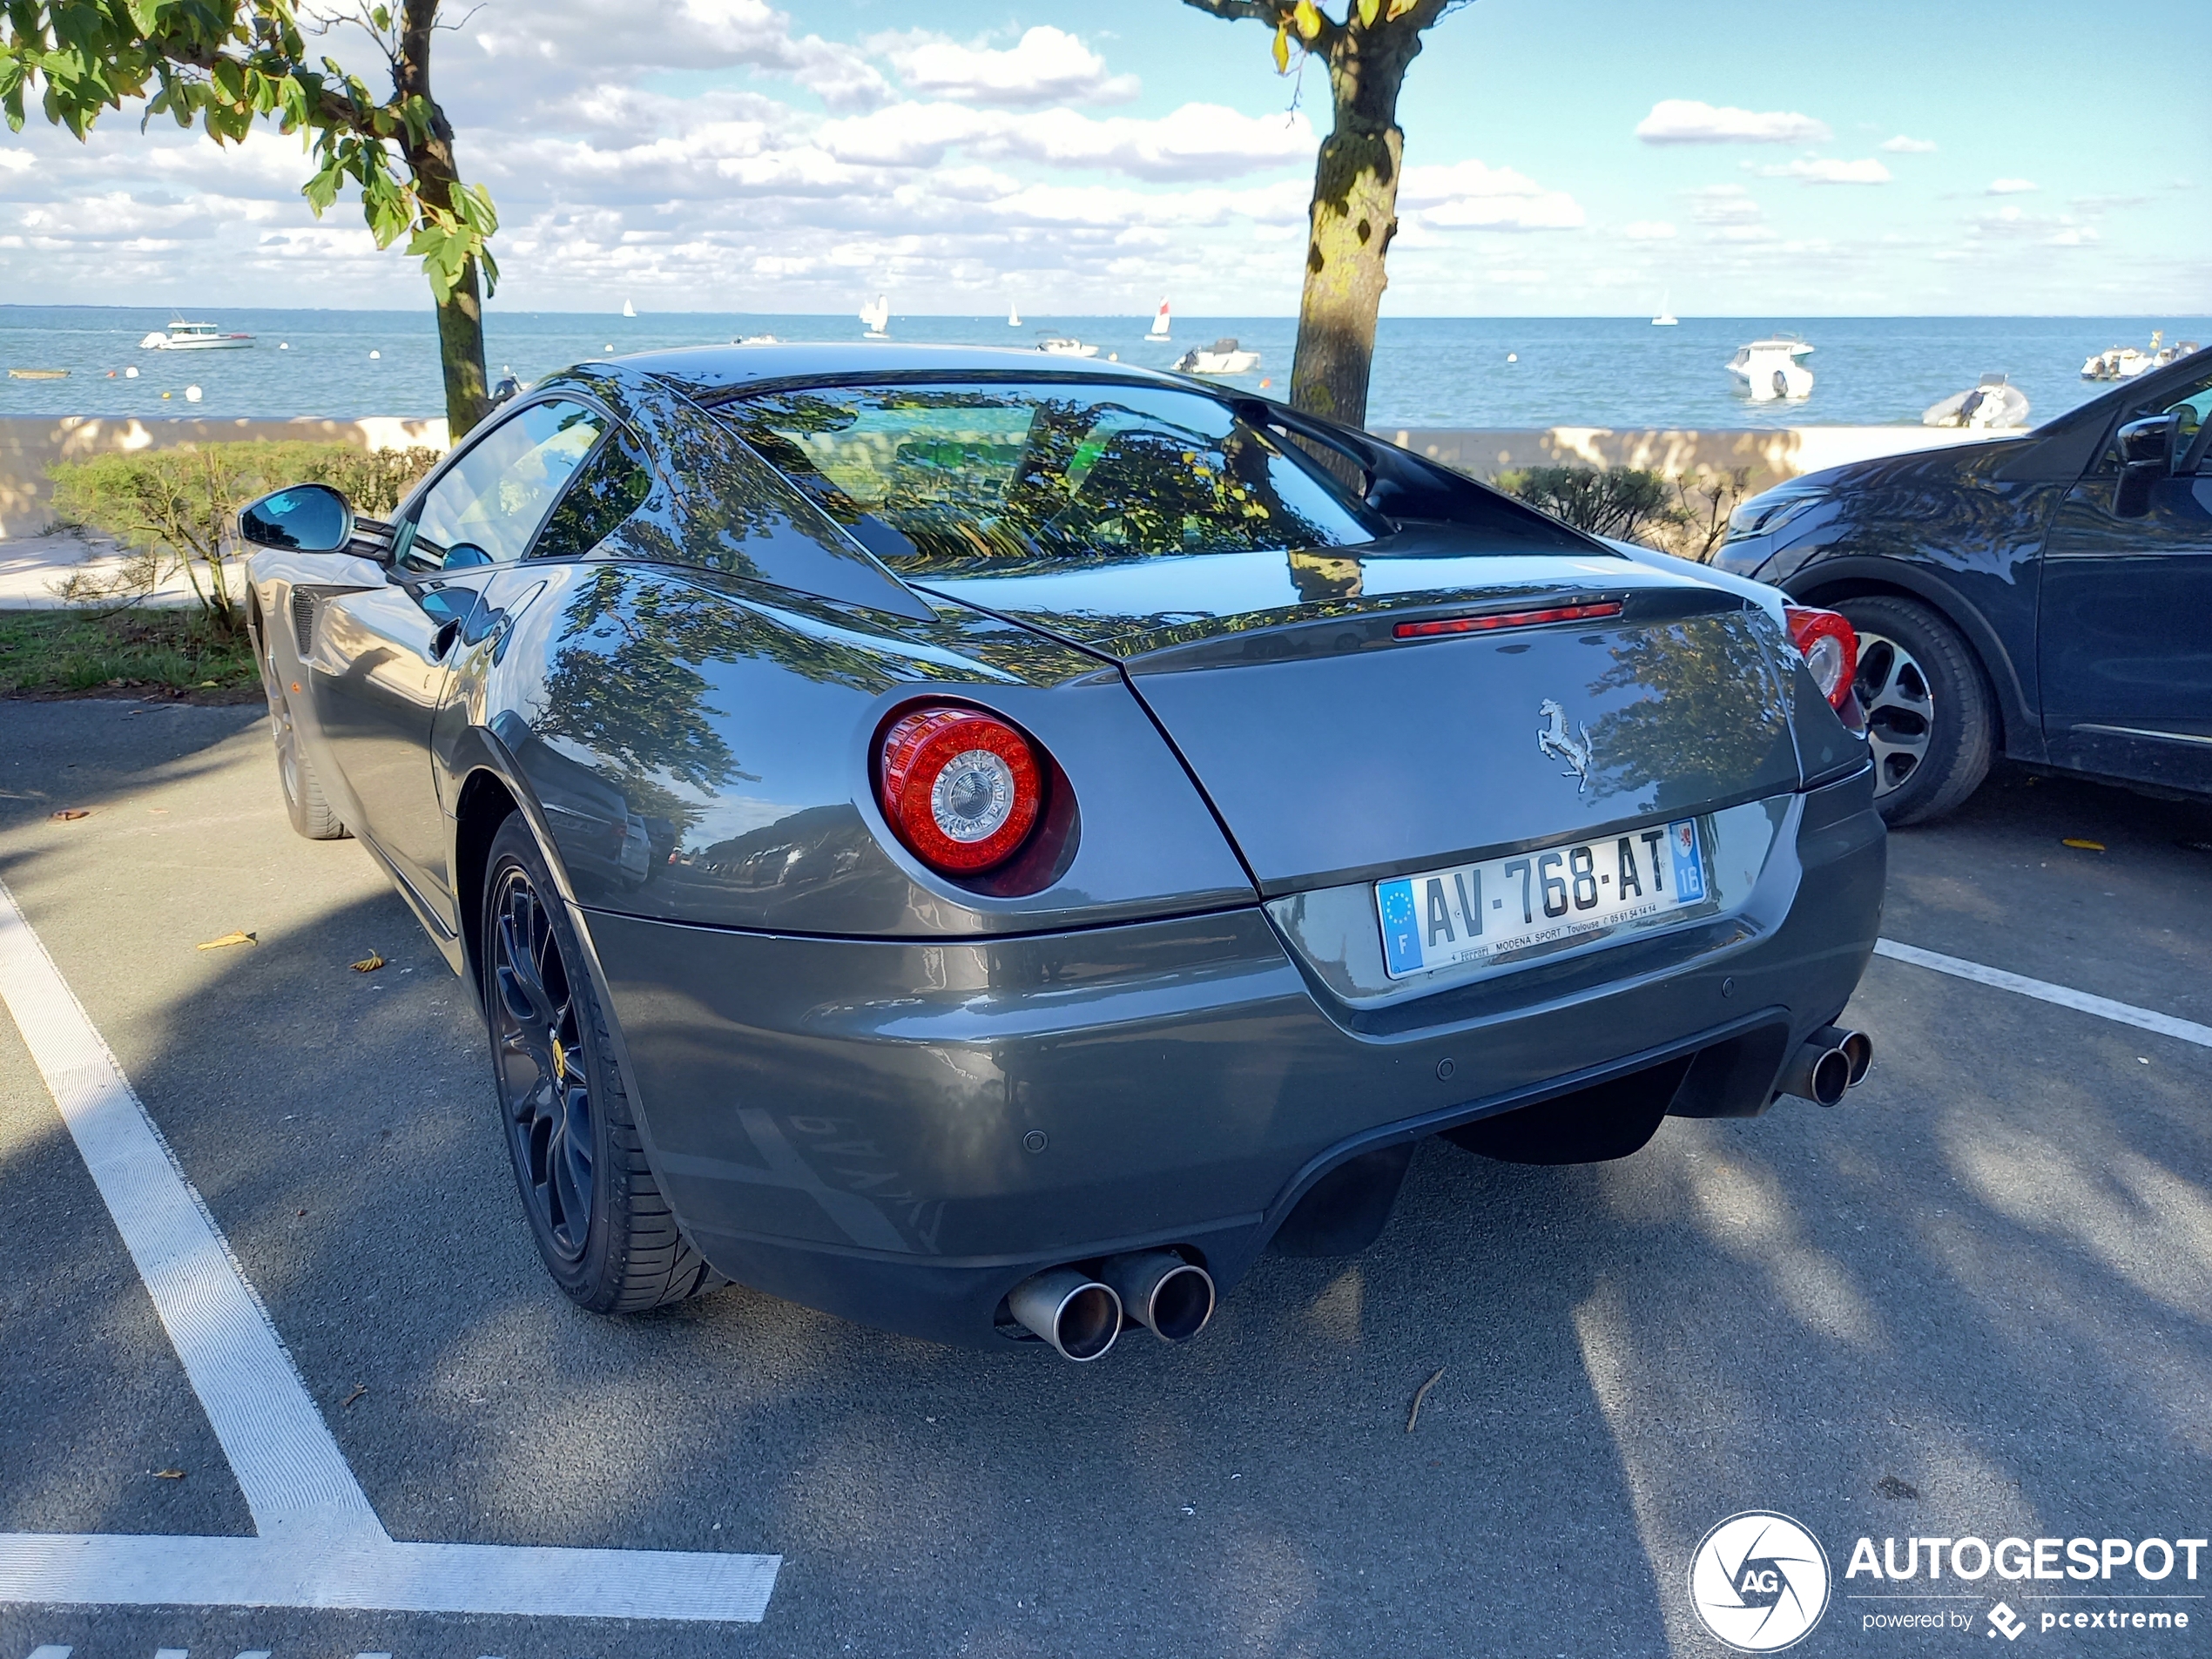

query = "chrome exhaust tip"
1008;1268;1123;1361
1780;1035;1852;1107
1101;1251;1216;1343
1815;1025;1873;1089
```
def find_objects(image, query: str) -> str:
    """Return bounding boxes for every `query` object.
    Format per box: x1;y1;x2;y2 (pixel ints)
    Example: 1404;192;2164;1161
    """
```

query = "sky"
0;0;2205;318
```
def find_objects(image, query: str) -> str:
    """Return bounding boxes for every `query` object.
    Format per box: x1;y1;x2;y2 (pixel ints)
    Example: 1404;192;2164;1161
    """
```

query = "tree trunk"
399;0;489;440
1288;24;1425;429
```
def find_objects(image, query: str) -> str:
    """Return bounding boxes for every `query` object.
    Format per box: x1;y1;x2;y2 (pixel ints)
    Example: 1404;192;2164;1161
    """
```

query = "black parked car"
1714;350;2212;823
238;346;1885;1358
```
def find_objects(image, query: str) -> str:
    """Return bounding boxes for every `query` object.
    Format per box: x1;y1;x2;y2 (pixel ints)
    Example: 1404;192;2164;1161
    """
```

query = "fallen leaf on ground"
152;1467;185;1480
1406;1366;1446;1433
2061;838;2105;851
350;952;386;974
341;1383;368;1409
197;930;258;950
51;808;90;821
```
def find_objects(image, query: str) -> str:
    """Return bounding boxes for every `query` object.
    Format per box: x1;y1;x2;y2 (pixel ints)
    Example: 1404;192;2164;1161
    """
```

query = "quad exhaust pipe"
1008;1251;1217;1360
1780;1024;1873;1107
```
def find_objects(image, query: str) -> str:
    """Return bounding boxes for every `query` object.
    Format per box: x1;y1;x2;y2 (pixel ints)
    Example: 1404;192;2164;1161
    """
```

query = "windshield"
719;380;1383;577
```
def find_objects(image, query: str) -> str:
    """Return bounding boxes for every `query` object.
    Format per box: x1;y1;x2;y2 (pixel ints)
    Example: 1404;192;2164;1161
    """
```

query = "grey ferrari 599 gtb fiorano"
239;345;1883;1359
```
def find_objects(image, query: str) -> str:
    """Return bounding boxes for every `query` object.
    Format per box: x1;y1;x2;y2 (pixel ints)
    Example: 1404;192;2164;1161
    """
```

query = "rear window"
719;381;1382;576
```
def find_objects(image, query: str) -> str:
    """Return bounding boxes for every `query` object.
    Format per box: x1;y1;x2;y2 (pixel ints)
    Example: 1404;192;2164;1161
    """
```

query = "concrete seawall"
0;413;2000;540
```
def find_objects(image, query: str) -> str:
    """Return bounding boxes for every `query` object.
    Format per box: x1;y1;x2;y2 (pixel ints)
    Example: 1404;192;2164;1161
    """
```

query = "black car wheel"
482;813;717;1312
1837;595;1995;826
270;687;348;840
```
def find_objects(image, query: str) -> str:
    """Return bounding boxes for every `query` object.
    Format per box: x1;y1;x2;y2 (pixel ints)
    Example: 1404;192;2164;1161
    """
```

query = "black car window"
720;381;1383;577
2094;360;2212;473
533;422;655;560
401;400;606;571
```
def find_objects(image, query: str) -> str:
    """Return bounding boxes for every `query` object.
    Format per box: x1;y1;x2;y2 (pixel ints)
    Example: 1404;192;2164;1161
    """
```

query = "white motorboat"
860;294;891;339
732;334;781;345
137;320;254;351
1148;299;1171;341
1008;303;1022;327
1922;374;2031;429
1725;335;1813;401
1175;337;1260;375
2081;331;2200;381
1036;336;1099;357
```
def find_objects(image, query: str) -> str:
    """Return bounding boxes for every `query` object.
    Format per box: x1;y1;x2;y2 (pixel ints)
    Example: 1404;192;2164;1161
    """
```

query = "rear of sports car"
564;365;1885;1356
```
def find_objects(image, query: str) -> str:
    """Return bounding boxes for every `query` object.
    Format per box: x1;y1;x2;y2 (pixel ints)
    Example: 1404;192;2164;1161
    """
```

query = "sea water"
2;306;2202;431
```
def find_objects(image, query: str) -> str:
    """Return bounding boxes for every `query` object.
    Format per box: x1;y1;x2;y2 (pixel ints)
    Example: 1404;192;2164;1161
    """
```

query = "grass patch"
0;609;261;700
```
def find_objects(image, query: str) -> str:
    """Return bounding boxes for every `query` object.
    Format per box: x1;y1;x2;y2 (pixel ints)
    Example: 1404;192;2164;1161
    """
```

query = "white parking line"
0;877;779;1622
1875;938;2212;1049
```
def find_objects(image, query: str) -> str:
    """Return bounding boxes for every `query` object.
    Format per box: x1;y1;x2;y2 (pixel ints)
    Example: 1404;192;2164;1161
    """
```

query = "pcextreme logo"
1689;1512;1833;1652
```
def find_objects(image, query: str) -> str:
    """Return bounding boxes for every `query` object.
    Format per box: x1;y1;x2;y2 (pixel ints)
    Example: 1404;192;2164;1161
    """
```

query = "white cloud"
1635;100;1831;145
1400;158;1585;231
2046;226;2100;246
816;101;1312;181
0;150;33;174
1682;184;1764;225
1757;157;1892;185
1622;219;1676;239
882;27;1137;107
1986;178;2039;194
1878;135;1938;153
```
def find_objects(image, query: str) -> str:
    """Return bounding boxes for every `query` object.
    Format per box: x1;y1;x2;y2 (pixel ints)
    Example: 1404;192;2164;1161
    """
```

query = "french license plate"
1375;819;1708;980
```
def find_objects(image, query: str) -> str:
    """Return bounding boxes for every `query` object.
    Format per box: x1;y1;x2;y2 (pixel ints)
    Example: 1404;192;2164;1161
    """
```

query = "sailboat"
1651;294;1677;327
1008;302;1022;327
622;298;637;318
1148;299;1171;341
860;294;891;339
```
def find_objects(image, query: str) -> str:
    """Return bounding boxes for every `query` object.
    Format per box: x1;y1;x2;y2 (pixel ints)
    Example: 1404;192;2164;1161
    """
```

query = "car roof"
608;341;1197;401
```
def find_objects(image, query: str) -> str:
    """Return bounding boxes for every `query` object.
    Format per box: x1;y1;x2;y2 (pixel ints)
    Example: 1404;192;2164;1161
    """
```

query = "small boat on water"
1923;374;2031;429
1037;336;1100;357
2081;330;2200;381
860;294;890;339
1008;303;1022;327
1148;299;1171;341
622;298;637;318
1725;335;1813;401
732;334;780;345
7;368;69;380
138;320;254;351
1175;337;1260;375
1651;294;1678;327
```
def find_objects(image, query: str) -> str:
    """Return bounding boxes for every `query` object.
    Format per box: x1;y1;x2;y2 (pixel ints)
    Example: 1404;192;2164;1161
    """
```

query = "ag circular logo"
1689;1511;1831;1651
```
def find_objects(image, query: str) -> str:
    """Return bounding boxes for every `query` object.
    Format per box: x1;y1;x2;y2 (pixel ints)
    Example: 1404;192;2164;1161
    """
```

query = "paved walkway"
0;533;241;610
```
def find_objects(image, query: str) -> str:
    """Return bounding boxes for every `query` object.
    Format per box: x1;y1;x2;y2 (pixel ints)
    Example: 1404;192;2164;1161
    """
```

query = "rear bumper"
582;769;1885;1346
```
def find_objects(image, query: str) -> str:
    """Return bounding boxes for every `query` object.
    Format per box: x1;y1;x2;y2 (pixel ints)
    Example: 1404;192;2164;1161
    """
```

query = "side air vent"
290;590;316;658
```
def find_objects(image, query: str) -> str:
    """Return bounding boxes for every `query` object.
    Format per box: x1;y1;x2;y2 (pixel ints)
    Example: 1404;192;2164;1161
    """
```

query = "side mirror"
2112;414;2181;520
239;483;354;553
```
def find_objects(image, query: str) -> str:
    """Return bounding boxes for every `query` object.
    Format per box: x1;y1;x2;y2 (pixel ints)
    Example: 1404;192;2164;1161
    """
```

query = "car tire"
481;813;718;1313
1836;595;1995;826
272;693;348;840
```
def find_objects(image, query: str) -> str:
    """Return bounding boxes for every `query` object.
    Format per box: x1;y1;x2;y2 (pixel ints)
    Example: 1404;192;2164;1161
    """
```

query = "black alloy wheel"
479;814;718;1312
266;644;346;840
1836;595;1996;826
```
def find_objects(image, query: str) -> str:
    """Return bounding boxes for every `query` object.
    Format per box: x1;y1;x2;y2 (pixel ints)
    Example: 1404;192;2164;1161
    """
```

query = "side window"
401;400;606;571
2095;366;2212;474
532;423;654;560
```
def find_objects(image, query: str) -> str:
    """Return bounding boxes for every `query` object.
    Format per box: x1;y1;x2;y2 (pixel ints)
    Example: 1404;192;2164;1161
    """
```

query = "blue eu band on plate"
1376;819;1708;980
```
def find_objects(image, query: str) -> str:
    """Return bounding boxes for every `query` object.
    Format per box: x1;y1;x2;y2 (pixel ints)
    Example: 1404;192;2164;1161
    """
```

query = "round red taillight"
878;705;1045;874
1784;605;1859;711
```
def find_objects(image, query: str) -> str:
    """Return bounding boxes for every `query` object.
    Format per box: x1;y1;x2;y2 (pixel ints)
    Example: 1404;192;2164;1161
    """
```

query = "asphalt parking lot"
1;698;2207;1659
